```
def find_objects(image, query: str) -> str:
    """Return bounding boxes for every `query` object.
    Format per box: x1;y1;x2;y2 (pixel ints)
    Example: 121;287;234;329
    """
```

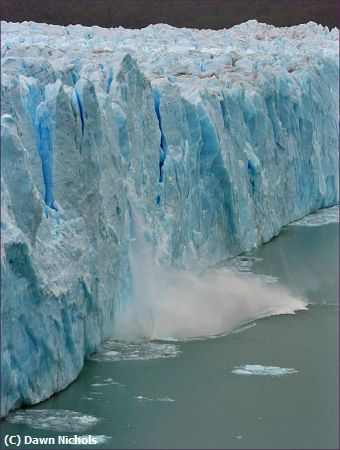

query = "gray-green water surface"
2;211;339;449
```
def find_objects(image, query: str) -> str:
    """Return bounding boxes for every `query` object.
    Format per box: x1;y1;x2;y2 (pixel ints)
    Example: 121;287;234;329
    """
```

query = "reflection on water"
251;221;338;304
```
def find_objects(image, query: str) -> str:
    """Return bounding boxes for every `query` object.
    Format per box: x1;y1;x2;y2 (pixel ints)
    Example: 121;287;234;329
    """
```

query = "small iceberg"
232;364;298;376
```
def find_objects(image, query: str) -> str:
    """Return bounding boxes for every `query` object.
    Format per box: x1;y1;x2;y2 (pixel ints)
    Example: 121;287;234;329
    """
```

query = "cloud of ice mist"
113;207;308;341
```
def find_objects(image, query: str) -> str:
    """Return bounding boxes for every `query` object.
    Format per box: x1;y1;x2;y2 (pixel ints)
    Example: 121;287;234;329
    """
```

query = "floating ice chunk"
6;409;100;432
232;364;298;376
91;380;125;387
134;395;175;402
157;397;175;402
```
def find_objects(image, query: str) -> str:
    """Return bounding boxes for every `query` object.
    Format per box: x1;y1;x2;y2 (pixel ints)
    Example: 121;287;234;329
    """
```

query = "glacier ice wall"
1;20;338;415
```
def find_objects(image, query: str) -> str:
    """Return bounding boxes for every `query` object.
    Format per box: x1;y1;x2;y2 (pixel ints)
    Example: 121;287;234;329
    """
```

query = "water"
2;208;339;449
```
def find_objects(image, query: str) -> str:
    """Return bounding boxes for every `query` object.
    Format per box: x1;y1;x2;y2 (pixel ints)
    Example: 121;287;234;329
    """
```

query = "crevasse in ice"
1;20;338;415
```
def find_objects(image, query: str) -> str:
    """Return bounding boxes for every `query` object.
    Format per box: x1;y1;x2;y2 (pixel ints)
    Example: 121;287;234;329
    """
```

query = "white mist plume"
113;206;307;341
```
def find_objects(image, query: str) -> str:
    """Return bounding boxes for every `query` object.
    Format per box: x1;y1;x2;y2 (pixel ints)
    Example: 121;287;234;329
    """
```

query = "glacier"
1;19;338;416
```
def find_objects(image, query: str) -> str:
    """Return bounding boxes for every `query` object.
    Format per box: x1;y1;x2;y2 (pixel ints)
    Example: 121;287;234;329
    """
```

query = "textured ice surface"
232;365;298;376
6;409;100;432
1;19;338;414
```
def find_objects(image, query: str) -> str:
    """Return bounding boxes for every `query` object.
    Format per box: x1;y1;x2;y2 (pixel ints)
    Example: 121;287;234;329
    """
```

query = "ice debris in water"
219;255;263;273
6;409;100;432
232;364;298;376
90;379;125;387
135;395;175;402
219;255;279;283
90;340;181;361
290;205;339;227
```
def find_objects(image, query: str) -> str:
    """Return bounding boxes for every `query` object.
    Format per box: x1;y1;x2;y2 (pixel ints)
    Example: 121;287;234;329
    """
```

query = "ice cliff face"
1;20;338;415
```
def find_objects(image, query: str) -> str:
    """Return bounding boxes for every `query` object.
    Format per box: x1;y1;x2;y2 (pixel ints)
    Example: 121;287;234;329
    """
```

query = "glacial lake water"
2;207;339;449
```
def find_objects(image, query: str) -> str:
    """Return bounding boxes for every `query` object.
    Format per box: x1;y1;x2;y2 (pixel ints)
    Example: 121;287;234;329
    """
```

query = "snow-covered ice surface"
1;20;338;415
232;364;298;376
